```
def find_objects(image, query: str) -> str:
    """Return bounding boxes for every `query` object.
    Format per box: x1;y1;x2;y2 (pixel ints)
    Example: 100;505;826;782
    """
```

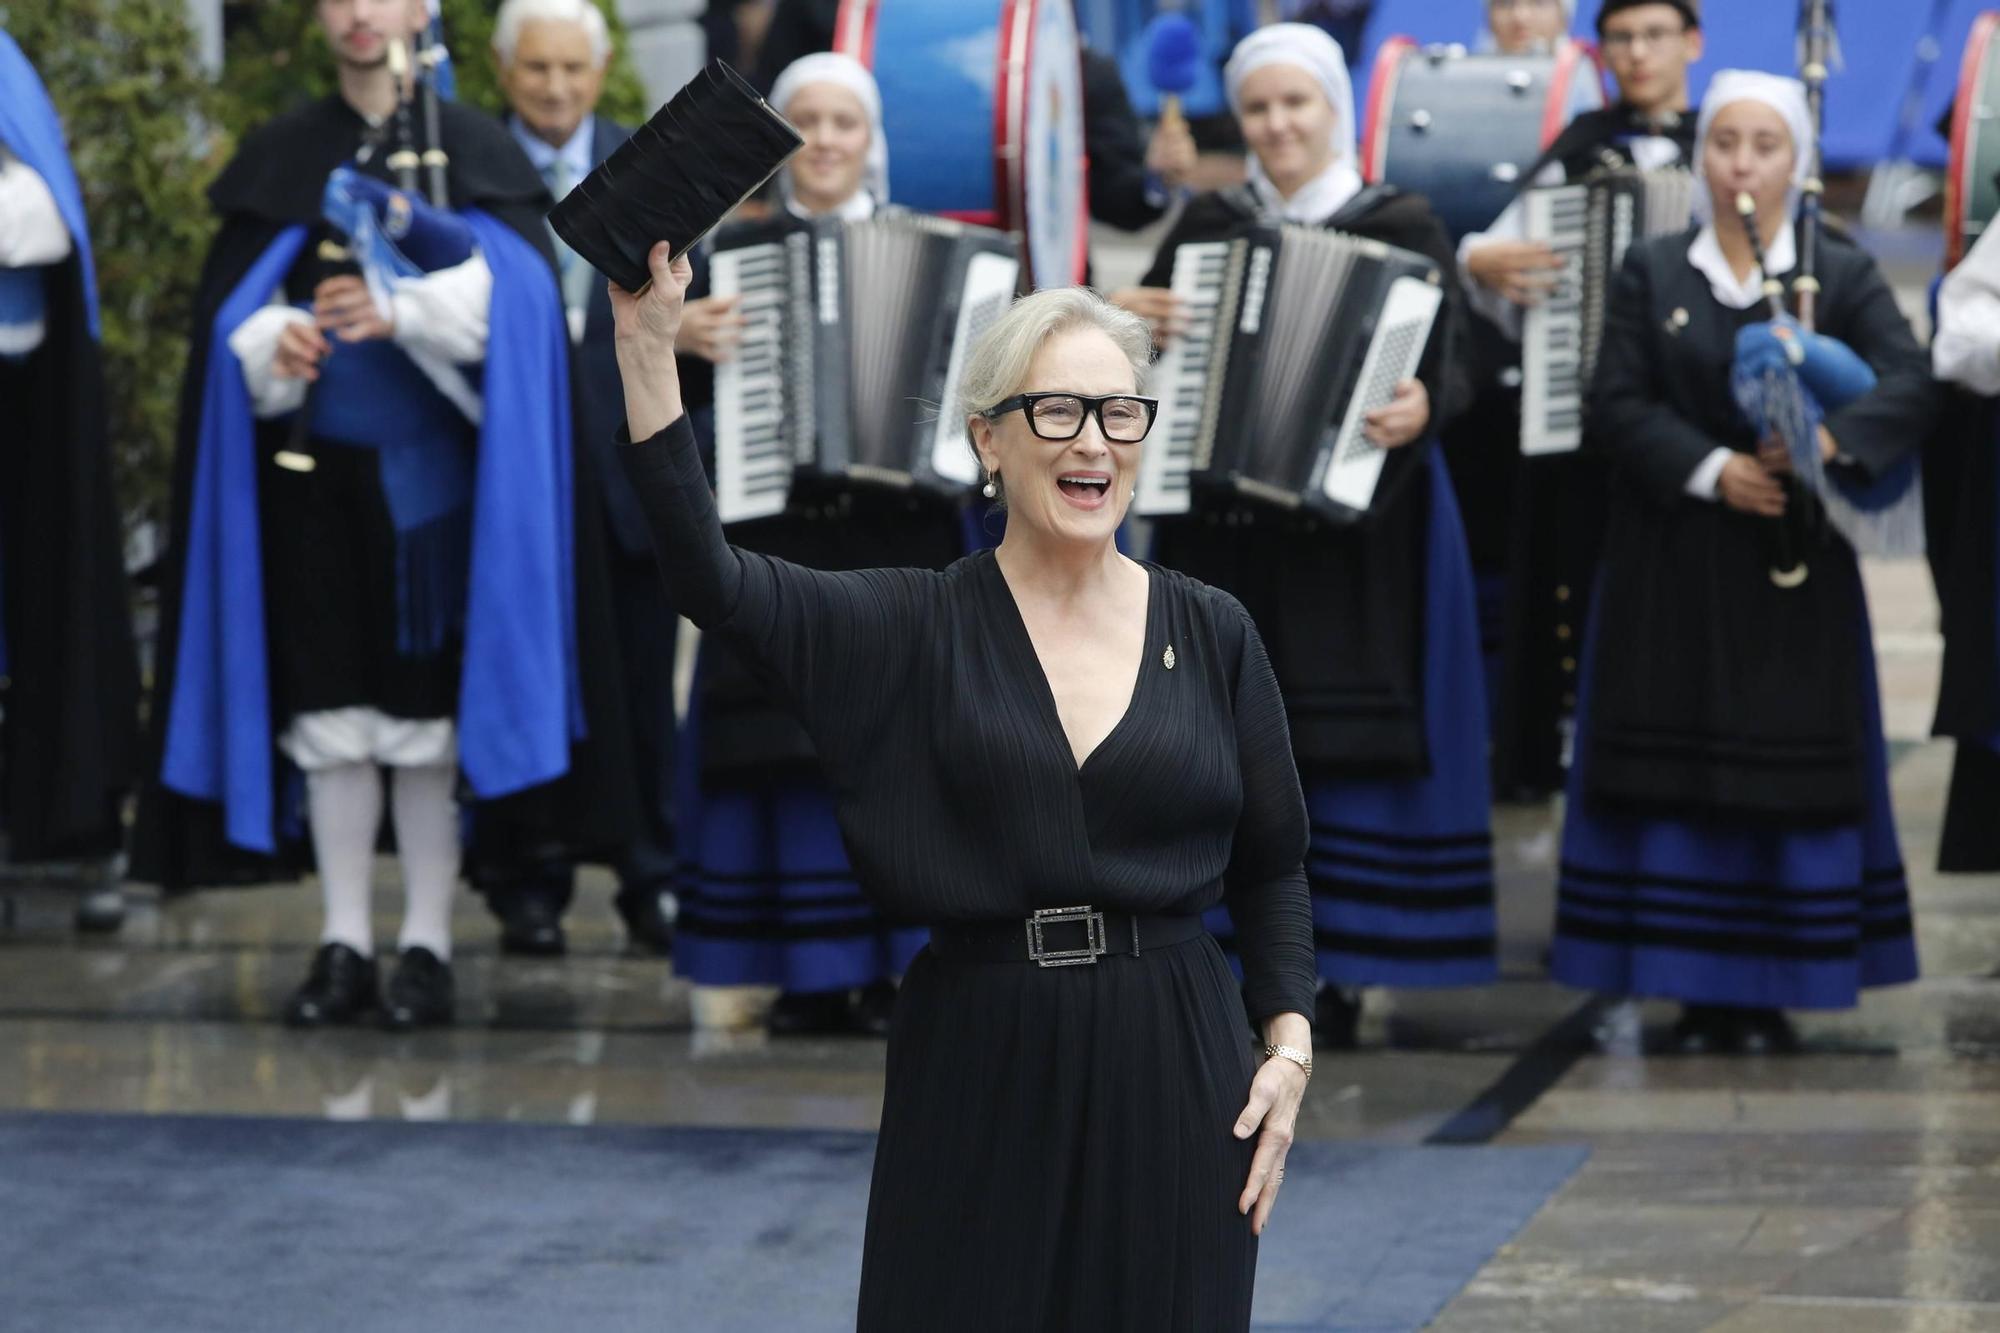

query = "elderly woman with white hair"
1551;71;1934;1054
670;52;980;1038
612;245;1316;1322
1130;23;1494;1047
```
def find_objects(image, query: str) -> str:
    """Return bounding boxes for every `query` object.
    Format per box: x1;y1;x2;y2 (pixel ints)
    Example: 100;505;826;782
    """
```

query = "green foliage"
217;0;649;138
3;0;222;531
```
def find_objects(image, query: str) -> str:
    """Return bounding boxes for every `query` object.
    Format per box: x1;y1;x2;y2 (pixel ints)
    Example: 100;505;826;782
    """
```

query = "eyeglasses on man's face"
1600;23;1688;54
985;392;1160;443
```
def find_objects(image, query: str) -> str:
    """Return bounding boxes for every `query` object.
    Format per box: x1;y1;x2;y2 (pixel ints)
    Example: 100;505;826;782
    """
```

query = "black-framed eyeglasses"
986;392;1160;443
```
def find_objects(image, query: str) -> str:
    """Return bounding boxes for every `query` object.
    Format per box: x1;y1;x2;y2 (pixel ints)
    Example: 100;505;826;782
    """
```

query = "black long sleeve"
1816;242;1941;481
1218;606;1316;1024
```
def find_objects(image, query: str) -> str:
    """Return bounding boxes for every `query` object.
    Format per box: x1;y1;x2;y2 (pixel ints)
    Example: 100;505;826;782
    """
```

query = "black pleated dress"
620;415;1318;1330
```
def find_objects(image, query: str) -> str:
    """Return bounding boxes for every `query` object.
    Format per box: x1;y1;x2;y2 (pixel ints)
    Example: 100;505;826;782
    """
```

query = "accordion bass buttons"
1409;109;1433;133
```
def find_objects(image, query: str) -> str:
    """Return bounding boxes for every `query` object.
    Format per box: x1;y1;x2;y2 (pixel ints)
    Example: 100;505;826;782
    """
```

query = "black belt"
929;906;1207;968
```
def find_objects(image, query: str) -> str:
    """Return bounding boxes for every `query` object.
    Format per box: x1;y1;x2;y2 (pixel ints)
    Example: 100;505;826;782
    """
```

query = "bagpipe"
1729;0;1923;589
275;30;458;474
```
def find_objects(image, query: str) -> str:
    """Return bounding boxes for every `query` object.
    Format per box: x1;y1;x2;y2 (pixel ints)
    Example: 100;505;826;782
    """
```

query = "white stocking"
306;763;383;957
390;762;461;960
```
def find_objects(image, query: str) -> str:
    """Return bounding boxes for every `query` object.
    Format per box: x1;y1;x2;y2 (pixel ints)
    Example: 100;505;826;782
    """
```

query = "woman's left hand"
1364;379;1429;449
1234;1045;1309;1235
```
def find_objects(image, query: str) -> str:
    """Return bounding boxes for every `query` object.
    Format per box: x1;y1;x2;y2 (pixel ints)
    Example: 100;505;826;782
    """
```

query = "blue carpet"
0;1113;1583;1331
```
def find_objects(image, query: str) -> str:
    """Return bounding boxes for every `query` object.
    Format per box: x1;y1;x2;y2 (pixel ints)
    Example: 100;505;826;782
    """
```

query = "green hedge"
6;0;647;533
217;0;650;140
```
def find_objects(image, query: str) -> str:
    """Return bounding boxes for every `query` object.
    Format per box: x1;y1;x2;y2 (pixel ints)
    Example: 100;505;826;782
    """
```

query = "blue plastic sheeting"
1097;0;1987;170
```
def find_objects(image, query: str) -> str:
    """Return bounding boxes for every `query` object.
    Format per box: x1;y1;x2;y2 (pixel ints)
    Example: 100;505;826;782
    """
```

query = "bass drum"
834;0;1087;291
1360;38;1606;243
1947;10;2000;270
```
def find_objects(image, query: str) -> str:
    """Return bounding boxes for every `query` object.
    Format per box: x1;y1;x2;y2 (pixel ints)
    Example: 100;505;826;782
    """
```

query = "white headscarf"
768;52;890;216
1224;23;1363;224
1475;0;1576;55
1691;69;1813;224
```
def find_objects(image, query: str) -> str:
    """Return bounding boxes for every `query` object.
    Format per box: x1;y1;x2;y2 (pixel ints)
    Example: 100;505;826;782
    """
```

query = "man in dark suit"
487;0;675;956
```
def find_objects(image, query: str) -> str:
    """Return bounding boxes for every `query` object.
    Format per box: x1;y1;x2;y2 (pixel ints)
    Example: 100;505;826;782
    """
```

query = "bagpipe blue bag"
1732;315;1924;557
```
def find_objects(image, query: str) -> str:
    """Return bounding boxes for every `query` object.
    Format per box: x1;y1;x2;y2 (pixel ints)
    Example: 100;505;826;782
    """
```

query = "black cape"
0;215;141;861
1139;184;1468;775
130;95;637;889
1580;227;1938;824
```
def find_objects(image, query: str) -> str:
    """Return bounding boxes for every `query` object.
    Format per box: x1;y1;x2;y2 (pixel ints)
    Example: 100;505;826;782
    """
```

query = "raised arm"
610;244;937;741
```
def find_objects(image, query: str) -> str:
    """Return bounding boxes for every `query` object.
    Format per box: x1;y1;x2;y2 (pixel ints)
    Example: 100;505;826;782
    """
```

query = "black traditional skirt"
857;928;1261;1331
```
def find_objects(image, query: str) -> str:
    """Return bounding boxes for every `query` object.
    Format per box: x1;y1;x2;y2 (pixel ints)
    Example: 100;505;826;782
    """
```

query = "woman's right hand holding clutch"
611;242;693;441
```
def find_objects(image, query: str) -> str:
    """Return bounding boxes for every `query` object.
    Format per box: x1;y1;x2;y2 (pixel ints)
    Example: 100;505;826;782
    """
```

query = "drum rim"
835;0;1085;286
1946;11;2000;270
1359;34;1418;183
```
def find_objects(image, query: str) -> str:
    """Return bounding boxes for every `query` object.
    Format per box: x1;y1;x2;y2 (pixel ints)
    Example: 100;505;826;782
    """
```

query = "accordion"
1134;224;1444;523
708;212;1019;524
1520;166;1695;456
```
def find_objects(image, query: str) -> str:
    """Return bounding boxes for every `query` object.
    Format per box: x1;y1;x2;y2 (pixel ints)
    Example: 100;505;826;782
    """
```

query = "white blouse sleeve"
390;252;493;365
227;303;315;419
0;148;73;268
1934;225;2000;396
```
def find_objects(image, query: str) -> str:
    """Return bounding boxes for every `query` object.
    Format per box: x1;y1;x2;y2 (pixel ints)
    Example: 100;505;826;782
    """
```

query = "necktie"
543;157;594;316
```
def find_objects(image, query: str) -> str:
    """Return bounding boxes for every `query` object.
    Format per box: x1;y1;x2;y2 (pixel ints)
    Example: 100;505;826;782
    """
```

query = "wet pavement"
4;558;1995;1330
6;219;1996;1327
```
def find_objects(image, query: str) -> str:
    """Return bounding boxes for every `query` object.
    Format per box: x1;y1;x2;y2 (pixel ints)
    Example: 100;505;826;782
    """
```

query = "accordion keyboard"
1521;183;1590;456
712;241;795;524
1320;275;1442;512
1135;241;1232;516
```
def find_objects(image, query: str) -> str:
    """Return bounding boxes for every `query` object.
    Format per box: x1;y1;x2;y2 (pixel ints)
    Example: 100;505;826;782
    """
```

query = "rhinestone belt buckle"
1025;906;1107;967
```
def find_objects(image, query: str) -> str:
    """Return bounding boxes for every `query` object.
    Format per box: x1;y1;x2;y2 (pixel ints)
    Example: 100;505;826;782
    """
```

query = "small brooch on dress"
1163;645;1177;670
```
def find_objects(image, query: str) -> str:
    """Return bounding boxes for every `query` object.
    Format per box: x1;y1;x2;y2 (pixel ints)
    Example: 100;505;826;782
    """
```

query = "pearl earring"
982;472;999;499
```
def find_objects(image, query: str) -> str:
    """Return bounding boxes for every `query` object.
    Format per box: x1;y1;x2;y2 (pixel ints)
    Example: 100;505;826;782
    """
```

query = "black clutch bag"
549;60;802;292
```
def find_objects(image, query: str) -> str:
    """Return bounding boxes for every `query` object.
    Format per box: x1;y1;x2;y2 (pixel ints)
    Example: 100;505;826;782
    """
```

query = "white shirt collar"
1687;221;1798;311
509;116;594;182
1248;156;1363;225
784;190;876;222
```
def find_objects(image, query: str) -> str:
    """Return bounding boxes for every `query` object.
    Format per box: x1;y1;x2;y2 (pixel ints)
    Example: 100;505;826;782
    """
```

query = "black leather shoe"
614;887;675;957
767;988;854;1037
852;979;898;1037
1734;1007;1802;1056
383;947;455;1030
498;897;566;958
1315;986;1363;1050
1665;1003;1734;1054
285;943;382;1028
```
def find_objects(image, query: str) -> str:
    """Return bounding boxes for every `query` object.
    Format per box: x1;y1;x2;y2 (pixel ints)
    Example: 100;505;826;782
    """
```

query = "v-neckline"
984;552;1159;776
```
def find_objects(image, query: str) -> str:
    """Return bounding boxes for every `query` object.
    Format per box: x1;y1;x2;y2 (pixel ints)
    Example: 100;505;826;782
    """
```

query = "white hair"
493;0;611;67
960;288;1153;424
957;288;1152;505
